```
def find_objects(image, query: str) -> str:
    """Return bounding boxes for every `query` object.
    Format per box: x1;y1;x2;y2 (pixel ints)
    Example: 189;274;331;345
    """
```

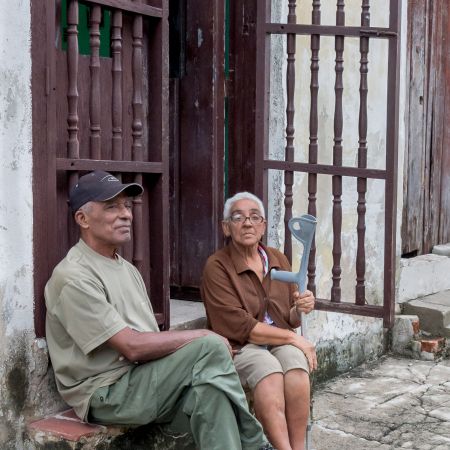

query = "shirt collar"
226;242;284;274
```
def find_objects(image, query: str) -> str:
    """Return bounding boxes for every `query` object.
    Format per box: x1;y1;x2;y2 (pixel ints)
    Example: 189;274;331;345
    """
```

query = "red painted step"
28;409;108;442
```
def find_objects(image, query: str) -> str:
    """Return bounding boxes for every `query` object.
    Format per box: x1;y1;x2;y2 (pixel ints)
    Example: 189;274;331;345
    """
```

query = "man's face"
77;193;134;253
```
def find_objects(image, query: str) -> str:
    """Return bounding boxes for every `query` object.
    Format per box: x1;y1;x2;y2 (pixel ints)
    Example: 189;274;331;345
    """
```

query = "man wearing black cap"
45;171;269;450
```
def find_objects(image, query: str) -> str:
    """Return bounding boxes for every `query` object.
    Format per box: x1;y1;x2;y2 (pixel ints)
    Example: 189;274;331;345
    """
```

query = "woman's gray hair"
223;192;265;220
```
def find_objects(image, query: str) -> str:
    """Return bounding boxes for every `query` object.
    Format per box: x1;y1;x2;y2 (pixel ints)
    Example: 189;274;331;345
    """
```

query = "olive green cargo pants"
89;334;265;450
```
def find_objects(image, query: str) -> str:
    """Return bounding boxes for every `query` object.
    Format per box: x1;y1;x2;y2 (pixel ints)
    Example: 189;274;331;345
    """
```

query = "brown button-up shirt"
201;243;297;348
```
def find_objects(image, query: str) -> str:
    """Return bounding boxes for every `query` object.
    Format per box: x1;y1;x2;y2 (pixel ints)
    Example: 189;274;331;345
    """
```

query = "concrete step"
432;242;450;256
170;299;206;330
397;254;450;303
402;290;450;337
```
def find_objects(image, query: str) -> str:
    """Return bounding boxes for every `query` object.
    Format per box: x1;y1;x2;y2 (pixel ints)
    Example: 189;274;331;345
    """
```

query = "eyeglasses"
229;213;265;225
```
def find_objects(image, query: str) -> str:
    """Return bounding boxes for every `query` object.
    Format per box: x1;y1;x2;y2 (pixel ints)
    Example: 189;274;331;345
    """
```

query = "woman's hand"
293;290;315;314
292;334;317;372
248;323;317;371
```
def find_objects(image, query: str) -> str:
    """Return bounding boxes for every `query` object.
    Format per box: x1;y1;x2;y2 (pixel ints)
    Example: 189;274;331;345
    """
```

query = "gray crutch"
270;214;317;450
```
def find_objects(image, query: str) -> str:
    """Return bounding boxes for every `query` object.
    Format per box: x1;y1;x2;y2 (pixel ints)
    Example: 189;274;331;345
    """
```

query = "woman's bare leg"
253;373;292;450
284;369;310;450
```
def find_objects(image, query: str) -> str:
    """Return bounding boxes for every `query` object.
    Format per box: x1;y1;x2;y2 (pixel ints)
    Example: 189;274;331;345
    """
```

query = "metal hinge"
360;28;397;38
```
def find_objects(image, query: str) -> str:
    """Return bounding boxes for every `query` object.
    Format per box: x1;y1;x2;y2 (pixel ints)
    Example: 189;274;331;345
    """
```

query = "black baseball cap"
69;171;144;212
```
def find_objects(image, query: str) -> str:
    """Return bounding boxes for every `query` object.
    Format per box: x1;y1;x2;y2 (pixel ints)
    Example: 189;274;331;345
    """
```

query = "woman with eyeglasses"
201;192;317;450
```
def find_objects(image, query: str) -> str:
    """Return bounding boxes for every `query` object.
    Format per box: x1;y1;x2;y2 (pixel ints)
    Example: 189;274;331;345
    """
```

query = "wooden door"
169;0;225;296
402;0;450;256
32;0;170;335
168;0;261;296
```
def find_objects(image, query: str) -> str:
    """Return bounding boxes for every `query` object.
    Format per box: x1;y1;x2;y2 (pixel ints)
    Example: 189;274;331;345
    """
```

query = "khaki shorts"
233;343;309;390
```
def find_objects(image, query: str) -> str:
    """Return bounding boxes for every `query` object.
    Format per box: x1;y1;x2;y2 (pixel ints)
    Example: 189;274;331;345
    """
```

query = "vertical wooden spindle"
284;0;297;263
111;10;123;163
132;10;144;272
331;0;345;302
307;0;321;294
67;0;79;191
89;5;102;160
356;0;370;305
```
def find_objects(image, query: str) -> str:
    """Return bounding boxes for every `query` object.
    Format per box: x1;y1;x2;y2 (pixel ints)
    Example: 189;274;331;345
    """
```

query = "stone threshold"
169;299;206;330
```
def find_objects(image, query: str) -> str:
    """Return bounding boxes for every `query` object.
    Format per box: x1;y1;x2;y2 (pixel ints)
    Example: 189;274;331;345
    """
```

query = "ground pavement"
310;355;450;450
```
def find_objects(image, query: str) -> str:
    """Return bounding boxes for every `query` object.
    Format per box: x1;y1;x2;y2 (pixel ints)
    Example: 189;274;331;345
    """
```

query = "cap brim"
94;183;144;202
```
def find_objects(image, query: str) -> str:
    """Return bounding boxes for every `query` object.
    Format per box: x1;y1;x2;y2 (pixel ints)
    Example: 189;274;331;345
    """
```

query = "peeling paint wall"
0;0;33;335
267;0;408;373
0;0;34;440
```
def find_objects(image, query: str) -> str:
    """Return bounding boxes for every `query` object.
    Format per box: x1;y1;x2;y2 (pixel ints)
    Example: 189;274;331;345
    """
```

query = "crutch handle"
270;214;316;293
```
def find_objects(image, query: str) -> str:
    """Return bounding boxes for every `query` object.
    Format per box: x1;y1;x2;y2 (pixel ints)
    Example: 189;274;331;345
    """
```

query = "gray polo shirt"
45;239;159;420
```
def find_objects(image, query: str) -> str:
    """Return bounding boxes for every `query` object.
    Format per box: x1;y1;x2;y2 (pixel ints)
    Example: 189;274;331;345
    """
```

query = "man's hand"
293;290;315;314
196;329;233;357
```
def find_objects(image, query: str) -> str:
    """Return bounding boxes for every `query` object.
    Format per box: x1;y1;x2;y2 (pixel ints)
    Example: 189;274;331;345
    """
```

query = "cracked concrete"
311;356;450;450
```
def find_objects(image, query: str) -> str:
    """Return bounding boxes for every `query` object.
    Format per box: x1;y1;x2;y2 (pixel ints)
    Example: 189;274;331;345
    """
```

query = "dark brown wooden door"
168;0;261;296
169;0;226;296
402;0;450;256
32;0;170;335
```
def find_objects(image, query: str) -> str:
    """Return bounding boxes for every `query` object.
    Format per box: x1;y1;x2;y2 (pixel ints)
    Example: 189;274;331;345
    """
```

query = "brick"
28;409;106;442
412;320;420;334
420;338;445;353
27;410;195;449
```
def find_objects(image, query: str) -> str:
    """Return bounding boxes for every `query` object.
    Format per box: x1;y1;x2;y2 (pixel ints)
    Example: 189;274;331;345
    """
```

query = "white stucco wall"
0;2;33;337
267;0;408;370
0;0;36;444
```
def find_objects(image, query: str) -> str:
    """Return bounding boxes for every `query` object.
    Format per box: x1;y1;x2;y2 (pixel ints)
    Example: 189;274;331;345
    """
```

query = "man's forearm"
107;327;219;362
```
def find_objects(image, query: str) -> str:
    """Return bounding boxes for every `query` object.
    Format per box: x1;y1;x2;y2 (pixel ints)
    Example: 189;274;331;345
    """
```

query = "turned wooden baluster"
307;0;321;295
284;0;297;263
111;10;123;164
331;0;345;302
131;7;144;272
89;5;102;160
356;0;370;305
67;0;79;192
